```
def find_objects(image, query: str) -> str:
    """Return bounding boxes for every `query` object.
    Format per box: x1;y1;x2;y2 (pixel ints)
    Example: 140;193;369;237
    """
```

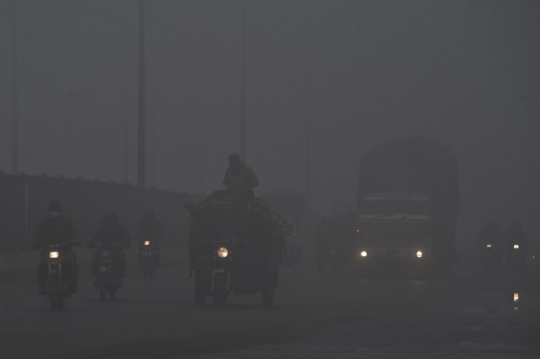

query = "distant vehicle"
281;216;302;265
41;243;70;310
259;190;306;264
94;243;123;300
506;242;527;270
356;137;460;276
479;240;502;270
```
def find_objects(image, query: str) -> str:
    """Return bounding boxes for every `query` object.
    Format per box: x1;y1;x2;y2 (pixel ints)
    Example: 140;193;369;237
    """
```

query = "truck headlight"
416;251;423;258
49;251;59;259
217;247;229;258
514;244;519;249
144;241;151;246
486;244;492;248
360;251;367;257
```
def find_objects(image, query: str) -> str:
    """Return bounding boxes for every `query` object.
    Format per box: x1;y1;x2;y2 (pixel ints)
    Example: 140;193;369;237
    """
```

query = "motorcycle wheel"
58;292;65;310
194;270;207;306
99;272;108;301
48;278;58;311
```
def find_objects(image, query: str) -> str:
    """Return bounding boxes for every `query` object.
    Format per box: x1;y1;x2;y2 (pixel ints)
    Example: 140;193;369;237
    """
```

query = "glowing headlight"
514;244;519;249
144;241;151;246
416;251;423;258
217;247;229;258
486;244;492;248
514;292;519;302
360;251;367;257
49;251;59;259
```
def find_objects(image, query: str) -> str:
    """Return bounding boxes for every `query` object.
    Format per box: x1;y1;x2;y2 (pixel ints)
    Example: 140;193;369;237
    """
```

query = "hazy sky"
1;0;539;240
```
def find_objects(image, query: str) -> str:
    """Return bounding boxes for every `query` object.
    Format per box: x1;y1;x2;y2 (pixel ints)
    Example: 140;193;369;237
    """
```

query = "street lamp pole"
239;0;247;161
11;1;18;175
137;0;146;188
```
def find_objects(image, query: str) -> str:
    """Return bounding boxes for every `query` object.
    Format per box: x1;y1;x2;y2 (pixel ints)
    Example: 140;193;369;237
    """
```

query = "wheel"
262;290;274;307
48;278;58;311
143;267;149;278
149;268;154;278
194;269;208;306
99;272;108;300
214;292;228;307
58;294;65;310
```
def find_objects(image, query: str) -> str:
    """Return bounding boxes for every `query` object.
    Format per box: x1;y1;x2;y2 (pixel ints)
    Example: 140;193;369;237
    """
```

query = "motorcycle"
140;237;159;278
481;242;502;269
506;242;527;269
94;243;123;300
190;238;281;307
42;243;70;310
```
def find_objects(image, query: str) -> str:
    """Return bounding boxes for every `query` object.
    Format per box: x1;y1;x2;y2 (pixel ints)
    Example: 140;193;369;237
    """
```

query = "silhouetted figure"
33;200;79;295
223;153;259;191
88;212;130;286
136;209;163;264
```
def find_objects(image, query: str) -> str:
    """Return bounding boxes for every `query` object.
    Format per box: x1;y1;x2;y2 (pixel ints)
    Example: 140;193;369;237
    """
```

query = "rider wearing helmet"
136;209;164;264
33;200;79;295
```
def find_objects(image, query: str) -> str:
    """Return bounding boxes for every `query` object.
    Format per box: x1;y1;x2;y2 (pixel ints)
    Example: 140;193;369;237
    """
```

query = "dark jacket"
223;164;259;190
33;215;77;248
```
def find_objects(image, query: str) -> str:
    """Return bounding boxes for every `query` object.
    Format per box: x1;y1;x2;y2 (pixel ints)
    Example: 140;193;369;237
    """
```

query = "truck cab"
356;192;433;273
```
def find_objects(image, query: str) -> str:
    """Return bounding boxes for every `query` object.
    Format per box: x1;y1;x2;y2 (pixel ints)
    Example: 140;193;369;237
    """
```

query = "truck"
356;136;460;275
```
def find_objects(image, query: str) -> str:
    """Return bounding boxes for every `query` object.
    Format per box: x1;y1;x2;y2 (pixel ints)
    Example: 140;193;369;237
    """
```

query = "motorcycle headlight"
217;247;229;258
360;251;367;257
486;244;492;248
144;241;151;246
416;251;423;258
514;244;519;249
49;251;59;259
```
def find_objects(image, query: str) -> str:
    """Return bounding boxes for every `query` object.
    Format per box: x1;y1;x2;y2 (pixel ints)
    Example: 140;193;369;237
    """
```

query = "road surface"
1;252;539;359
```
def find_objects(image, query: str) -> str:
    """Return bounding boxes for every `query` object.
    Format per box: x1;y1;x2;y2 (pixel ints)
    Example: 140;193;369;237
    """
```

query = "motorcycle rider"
136;209;163;266
88;212;130;287
33;200;79;295
223;153;259;192
477;220;504;260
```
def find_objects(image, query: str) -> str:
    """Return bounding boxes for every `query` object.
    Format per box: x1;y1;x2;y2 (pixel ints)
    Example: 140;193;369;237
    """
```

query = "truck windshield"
359;196;430;215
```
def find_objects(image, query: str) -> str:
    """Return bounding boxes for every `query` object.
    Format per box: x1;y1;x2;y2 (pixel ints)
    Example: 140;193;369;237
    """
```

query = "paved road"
1;256;539;359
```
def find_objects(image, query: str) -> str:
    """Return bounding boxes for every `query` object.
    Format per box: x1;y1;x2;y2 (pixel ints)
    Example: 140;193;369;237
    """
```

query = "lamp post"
239;0;247;161
11;1;18;175
137;0;146;188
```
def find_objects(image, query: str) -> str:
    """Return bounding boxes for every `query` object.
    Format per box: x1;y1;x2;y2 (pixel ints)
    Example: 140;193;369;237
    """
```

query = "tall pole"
239;0;247;161
305;10;313;213
137;0;146;188
11;1;18;175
